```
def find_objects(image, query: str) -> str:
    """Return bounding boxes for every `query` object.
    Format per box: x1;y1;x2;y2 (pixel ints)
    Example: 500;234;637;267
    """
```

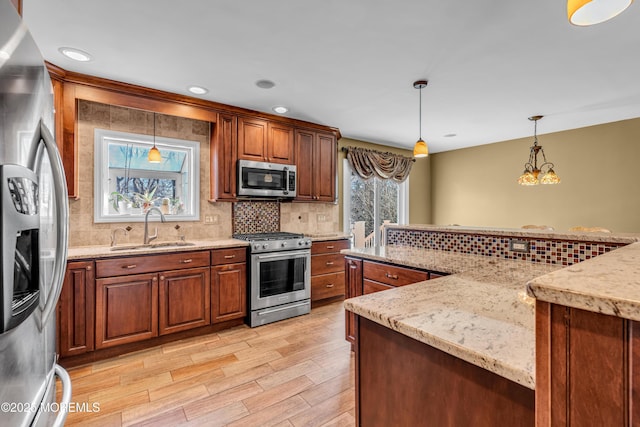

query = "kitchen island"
343;225;640;426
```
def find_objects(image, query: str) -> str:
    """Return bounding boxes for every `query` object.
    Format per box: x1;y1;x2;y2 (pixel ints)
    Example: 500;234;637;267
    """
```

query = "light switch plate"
509;239;530;253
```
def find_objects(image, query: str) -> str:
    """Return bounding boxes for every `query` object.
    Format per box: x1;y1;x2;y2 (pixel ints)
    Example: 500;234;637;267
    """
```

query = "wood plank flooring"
57;301;355;426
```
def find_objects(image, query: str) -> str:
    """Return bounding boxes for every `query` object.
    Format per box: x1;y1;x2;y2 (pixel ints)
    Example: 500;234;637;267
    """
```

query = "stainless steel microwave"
237;160;296;198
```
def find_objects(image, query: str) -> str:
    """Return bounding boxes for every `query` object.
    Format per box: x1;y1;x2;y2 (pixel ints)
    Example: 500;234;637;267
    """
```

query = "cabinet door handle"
180;259;193;264
123;264;137;269
152;277;157;281
160;276;164;280
326;284;335;288
224;255;236;259
86;265;92;271
385;273;399;280
326;261;334;266
326;245;335;249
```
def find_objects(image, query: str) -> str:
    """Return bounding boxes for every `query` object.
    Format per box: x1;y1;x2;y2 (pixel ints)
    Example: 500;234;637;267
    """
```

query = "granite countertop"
67;238;249;260
343;245;561;389
306;232;350;242
527;241;640;322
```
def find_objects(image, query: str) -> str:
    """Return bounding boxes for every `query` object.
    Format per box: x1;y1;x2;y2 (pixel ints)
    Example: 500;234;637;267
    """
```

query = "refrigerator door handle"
31;120;69;326
51;364;72;427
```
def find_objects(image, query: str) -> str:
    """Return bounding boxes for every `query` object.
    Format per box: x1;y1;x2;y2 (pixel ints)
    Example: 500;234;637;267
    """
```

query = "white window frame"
343;159;409;246
94;128;200;223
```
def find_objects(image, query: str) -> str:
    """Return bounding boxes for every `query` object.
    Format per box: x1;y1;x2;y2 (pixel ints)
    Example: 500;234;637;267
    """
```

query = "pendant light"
517;116;561;186
413;80;429;158
568;0;633;26
148;113;161;163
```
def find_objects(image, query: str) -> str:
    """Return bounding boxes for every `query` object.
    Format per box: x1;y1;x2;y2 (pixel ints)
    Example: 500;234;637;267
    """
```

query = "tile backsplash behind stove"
233;201;280;234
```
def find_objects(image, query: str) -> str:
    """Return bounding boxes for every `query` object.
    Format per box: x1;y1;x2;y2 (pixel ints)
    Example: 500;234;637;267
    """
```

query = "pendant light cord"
418;86;422;140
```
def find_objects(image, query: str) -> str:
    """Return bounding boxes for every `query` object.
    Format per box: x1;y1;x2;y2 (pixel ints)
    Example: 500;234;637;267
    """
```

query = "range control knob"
281;242;287;248
298;240;304;246
253;244;260;250
305;240;312;246
262;243;269;249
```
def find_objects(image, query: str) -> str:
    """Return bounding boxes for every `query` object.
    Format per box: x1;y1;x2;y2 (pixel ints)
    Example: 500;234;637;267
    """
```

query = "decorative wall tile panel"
233;201;280;234
386;229;624;266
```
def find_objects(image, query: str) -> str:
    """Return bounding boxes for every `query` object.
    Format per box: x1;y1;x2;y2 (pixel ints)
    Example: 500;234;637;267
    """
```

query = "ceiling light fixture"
272;106;288;114
148;113;161;163
187;85;208;95
568;0;633;25
58;47;92;62
412;80;429;158
256;79;276;89
517;116;560;186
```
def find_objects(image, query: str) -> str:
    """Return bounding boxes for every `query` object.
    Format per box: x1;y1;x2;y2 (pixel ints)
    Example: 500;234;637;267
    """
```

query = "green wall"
430;117;640;232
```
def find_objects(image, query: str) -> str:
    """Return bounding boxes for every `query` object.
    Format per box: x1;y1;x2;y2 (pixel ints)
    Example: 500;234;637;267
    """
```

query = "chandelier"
517;116;560;186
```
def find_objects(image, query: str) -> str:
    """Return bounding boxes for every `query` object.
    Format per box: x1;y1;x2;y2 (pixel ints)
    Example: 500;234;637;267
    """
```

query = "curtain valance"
344;146;414;182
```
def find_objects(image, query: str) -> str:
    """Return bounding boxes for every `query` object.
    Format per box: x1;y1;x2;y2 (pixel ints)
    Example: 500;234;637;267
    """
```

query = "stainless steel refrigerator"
0;1;71;426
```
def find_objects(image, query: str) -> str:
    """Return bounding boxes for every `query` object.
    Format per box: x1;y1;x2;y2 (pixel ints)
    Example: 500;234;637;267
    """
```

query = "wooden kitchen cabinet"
95;273;158;349
237;117;294;164
58;261;95;357
295;129;337;202
210;113;237;200
345;256;363;346
362;260;428;293
94;250;210;348
211;248;247;323
311;239;349;304
159;267;211;335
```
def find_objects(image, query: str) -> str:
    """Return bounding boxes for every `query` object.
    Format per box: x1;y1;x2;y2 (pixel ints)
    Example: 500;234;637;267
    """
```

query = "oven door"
251;249;311;310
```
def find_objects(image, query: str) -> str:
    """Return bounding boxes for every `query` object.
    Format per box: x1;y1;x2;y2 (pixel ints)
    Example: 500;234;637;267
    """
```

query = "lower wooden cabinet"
159;267;211;335
60;247;249;362
311;239;349;304
58;261;95;357
95;273;158;349
212;262;246;322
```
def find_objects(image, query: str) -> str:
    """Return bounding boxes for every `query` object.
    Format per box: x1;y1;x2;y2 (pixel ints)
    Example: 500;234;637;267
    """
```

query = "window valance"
344;146;414;182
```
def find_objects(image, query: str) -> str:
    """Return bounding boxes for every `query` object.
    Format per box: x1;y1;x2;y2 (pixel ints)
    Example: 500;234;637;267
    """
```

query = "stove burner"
233;232;304;241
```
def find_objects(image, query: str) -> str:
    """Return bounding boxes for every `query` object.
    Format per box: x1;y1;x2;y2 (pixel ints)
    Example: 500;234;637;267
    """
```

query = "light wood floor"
58;301;355;427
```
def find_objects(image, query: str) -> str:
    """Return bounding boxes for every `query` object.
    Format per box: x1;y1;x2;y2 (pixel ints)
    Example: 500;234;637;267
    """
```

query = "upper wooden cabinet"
237;117;294;164
211;113;238;201
295;129;337;202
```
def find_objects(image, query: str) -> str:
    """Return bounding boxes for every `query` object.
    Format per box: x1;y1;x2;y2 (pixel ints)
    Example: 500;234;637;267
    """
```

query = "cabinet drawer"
96;251;210;278
363;279;394;295
312;253;345;275
311;239;349;255
211;247;247;265
312;272;345;301
363;261;428;287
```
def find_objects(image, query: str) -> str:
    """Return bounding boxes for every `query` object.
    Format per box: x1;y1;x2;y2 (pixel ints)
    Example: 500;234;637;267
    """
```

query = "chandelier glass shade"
413;80;429;158
567;0;633;26
517;116;560;186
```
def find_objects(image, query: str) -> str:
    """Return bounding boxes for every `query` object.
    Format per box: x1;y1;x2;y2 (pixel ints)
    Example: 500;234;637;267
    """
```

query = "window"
343;159;408;246
94;128;200;222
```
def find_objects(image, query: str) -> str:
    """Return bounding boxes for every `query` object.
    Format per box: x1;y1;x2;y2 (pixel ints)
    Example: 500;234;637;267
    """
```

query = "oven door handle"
255;250;310;260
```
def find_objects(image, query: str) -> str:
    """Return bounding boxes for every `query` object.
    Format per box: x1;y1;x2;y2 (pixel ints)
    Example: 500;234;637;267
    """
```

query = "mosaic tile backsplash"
233;201;280;234
386;228;625;266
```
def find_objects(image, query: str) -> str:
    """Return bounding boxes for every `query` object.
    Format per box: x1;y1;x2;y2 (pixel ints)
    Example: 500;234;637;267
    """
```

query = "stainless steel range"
233;232;312;327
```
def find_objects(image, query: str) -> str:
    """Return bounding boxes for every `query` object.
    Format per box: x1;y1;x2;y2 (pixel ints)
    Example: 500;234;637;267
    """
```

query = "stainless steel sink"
109;241;196;251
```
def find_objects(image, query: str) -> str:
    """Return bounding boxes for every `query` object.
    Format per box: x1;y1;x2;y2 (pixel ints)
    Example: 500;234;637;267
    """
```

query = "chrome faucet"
144;207;166;245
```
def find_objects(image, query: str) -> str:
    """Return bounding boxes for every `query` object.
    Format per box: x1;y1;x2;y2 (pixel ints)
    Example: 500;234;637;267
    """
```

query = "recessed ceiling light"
444;133;457;138
187;85;208;95
256;79;276;89
58;47;92;62
0;50;10;61
272;106;288;114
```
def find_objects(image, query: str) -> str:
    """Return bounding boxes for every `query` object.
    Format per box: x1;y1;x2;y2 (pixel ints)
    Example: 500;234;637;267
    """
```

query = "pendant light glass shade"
413;139;428;157
148;113;161;163
568;0;633;25
413;80;429;158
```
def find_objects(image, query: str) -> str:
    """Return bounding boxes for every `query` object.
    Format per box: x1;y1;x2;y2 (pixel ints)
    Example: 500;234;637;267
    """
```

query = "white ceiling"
22;0;640;153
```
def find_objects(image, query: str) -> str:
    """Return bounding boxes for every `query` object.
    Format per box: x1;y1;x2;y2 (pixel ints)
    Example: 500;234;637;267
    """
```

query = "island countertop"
342;245;561;389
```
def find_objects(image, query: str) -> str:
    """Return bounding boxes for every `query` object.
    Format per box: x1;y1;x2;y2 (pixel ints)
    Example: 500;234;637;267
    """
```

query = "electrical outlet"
204;215;214;224
509;239;530;253
211;214;219;225
317;214;326;222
